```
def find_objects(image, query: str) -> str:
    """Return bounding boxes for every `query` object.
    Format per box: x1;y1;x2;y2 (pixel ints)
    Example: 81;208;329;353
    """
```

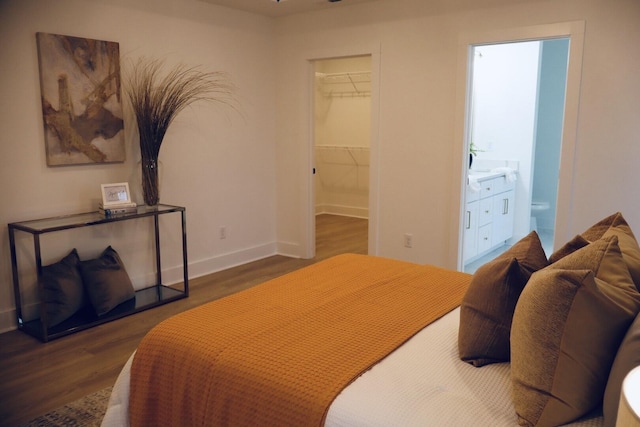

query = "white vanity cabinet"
463;188;480;261
463;173;515;264
492;184;515;245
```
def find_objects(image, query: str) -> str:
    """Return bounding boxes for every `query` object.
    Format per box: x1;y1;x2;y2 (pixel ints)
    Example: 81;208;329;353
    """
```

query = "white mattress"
101;308;604;427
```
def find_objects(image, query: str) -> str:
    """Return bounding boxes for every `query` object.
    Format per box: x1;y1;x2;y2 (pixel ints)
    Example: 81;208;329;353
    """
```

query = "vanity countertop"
468;170;506;182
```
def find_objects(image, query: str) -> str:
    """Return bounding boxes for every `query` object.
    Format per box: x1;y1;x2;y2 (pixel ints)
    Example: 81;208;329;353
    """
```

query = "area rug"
22;386;112;427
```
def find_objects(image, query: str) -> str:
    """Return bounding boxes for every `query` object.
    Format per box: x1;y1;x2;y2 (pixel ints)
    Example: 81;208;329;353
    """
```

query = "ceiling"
198;0;379;18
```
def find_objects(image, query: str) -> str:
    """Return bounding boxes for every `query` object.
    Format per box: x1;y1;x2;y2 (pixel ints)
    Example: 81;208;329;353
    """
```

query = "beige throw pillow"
458;231;548;367
511;236;640;427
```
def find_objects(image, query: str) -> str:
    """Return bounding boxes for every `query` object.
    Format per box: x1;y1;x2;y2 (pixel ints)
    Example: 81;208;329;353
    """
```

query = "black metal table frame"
8;204;188;342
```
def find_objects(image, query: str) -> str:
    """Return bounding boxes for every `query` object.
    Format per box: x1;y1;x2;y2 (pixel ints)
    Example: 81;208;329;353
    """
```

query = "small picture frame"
101;182;132;207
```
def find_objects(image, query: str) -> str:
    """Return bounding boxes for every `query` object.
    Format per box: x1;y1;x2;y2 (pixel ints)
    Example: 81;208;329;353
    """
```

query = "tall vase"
140;157;160;206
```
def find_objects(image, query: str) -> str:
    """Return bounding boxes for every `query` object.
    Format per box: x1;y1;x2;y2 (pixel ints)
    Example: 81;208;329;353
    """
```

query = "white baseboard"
315;204;368;219
276;241;301;259
187;242;278;280
0;309;16;334
0;242;281;334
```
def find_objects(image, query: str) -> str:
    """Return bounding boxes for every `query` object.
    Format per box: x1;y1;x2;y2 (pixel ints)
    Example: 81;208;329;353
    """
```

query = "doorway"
462;39;569;273
313;56;372;256
454;21;585;272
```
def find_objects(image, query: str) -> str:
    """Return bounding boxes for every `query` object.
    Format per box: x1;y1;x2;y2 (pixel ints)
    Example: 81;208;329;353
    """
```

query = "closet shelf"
315;146;370;192
316;71;371;97
316;146;370;167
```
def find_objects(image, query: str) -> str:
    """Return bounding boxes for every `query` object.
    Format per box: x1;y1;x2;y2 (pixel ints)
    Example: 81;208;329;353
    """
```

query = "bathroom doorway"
462;38;570;273
312;56;372;256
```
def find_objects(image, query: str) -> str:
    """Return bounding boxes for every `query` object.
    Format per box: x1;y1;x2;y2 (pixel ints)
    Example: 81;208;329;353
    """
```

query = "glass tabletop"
9;204;184;233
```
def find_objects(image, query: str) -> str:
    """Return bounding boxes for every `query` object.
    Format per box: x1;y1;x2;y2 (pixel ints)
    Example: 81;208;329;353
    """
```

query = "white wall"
0;0;278;332
274;0;640;265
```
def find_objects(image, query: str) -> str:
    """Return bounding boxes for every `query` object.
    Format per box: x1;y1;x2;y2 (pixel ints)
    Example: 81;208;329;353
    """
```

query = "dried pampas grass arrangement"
125;57;236;205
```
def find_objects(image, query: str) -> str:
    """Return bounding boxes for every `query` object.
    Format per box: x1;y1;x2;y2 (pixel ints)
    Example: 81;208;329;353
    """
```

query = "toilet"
530;201;550;231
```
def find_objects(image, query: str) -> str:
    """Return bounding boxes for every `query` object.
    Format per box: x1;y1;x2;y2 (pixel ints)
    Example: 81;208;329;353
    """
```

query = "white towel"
468;175;481;192
491;167;518;183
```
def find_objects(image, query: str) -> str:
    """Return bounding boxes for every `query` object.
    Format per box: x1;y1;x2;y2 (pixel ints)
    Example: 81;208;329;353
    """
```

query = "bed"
101;311;604;427
101;213;640;427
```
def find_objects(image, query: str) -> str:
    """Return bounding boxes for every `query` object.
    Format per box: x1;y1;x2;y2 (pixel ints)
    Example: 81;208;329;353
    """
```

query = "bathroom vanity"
463;171;515;263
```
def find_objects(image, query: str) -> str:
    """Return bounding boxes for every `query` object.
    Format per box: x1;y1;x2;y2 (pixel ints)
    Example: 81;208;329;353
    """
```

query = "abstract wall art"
36;32;125;166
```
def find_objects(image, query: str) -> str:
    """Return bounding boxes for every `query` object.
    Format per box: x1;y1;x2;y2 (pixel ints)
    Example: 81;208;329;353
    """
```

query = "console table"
8;204;188;342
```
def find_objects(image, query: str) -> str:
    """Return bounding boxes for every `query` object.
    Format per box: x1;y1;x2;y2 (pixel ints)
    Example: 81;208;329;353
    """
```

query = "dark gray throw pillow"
80;246;135;316
41;248;85;327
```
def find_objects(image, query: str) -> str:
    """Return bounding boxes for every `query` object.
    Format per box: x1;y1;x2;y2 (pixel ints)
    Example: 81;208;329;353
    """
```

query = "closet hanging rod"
316;145;369;150
316;71;371;78
316;71;371;83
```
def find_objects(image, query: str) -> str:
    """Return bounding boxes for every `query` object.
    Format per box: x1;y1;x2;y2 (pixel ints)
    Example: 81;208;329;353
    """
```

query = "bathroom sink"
468;170;504;181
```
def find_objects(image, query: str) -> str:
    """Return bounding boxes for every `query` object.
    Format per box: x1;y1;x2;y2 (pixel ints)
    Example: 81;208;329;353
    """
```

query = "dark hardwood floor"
0;214;367;426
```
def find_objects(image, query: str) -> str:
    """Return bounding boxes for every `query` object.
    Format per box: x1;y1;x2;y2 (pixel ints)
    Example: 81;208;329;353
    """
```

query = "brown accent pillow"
580;212;640;290
549;235;639;301
603;313;640;427
80;246;135;316
41;248;85;327
602;227;640;291
548;234;589;264
458;231;548;367
581;212;634;241
511;236;640;427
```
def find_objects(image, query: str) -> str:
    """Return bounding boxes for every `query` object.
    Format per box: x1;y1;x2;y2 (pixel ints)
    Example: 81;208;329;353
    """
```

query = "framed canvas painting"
36;32;125;166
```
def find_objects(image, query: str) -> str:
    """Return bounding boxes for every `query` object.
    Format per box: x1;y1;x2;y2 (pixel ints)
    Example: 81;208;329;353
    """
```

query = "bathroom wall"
532;39;570;231
470;41;541;240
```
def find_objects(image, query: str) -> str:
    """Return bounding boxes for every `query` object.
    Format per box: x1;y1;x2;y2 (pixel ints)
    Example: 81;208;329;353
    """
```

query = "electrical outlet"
220;226;227;239
404;233;413;248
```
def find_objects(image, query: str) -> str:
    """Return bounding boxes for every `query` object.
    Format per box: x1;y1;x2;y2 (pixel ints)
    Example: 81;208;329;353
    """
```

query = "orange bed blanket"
129;254;471;426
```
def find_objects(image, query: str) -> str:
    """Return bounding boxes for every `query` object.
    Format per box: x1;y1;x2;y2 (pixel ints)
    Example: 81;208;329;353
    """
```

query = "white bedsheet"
101;308;604;427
